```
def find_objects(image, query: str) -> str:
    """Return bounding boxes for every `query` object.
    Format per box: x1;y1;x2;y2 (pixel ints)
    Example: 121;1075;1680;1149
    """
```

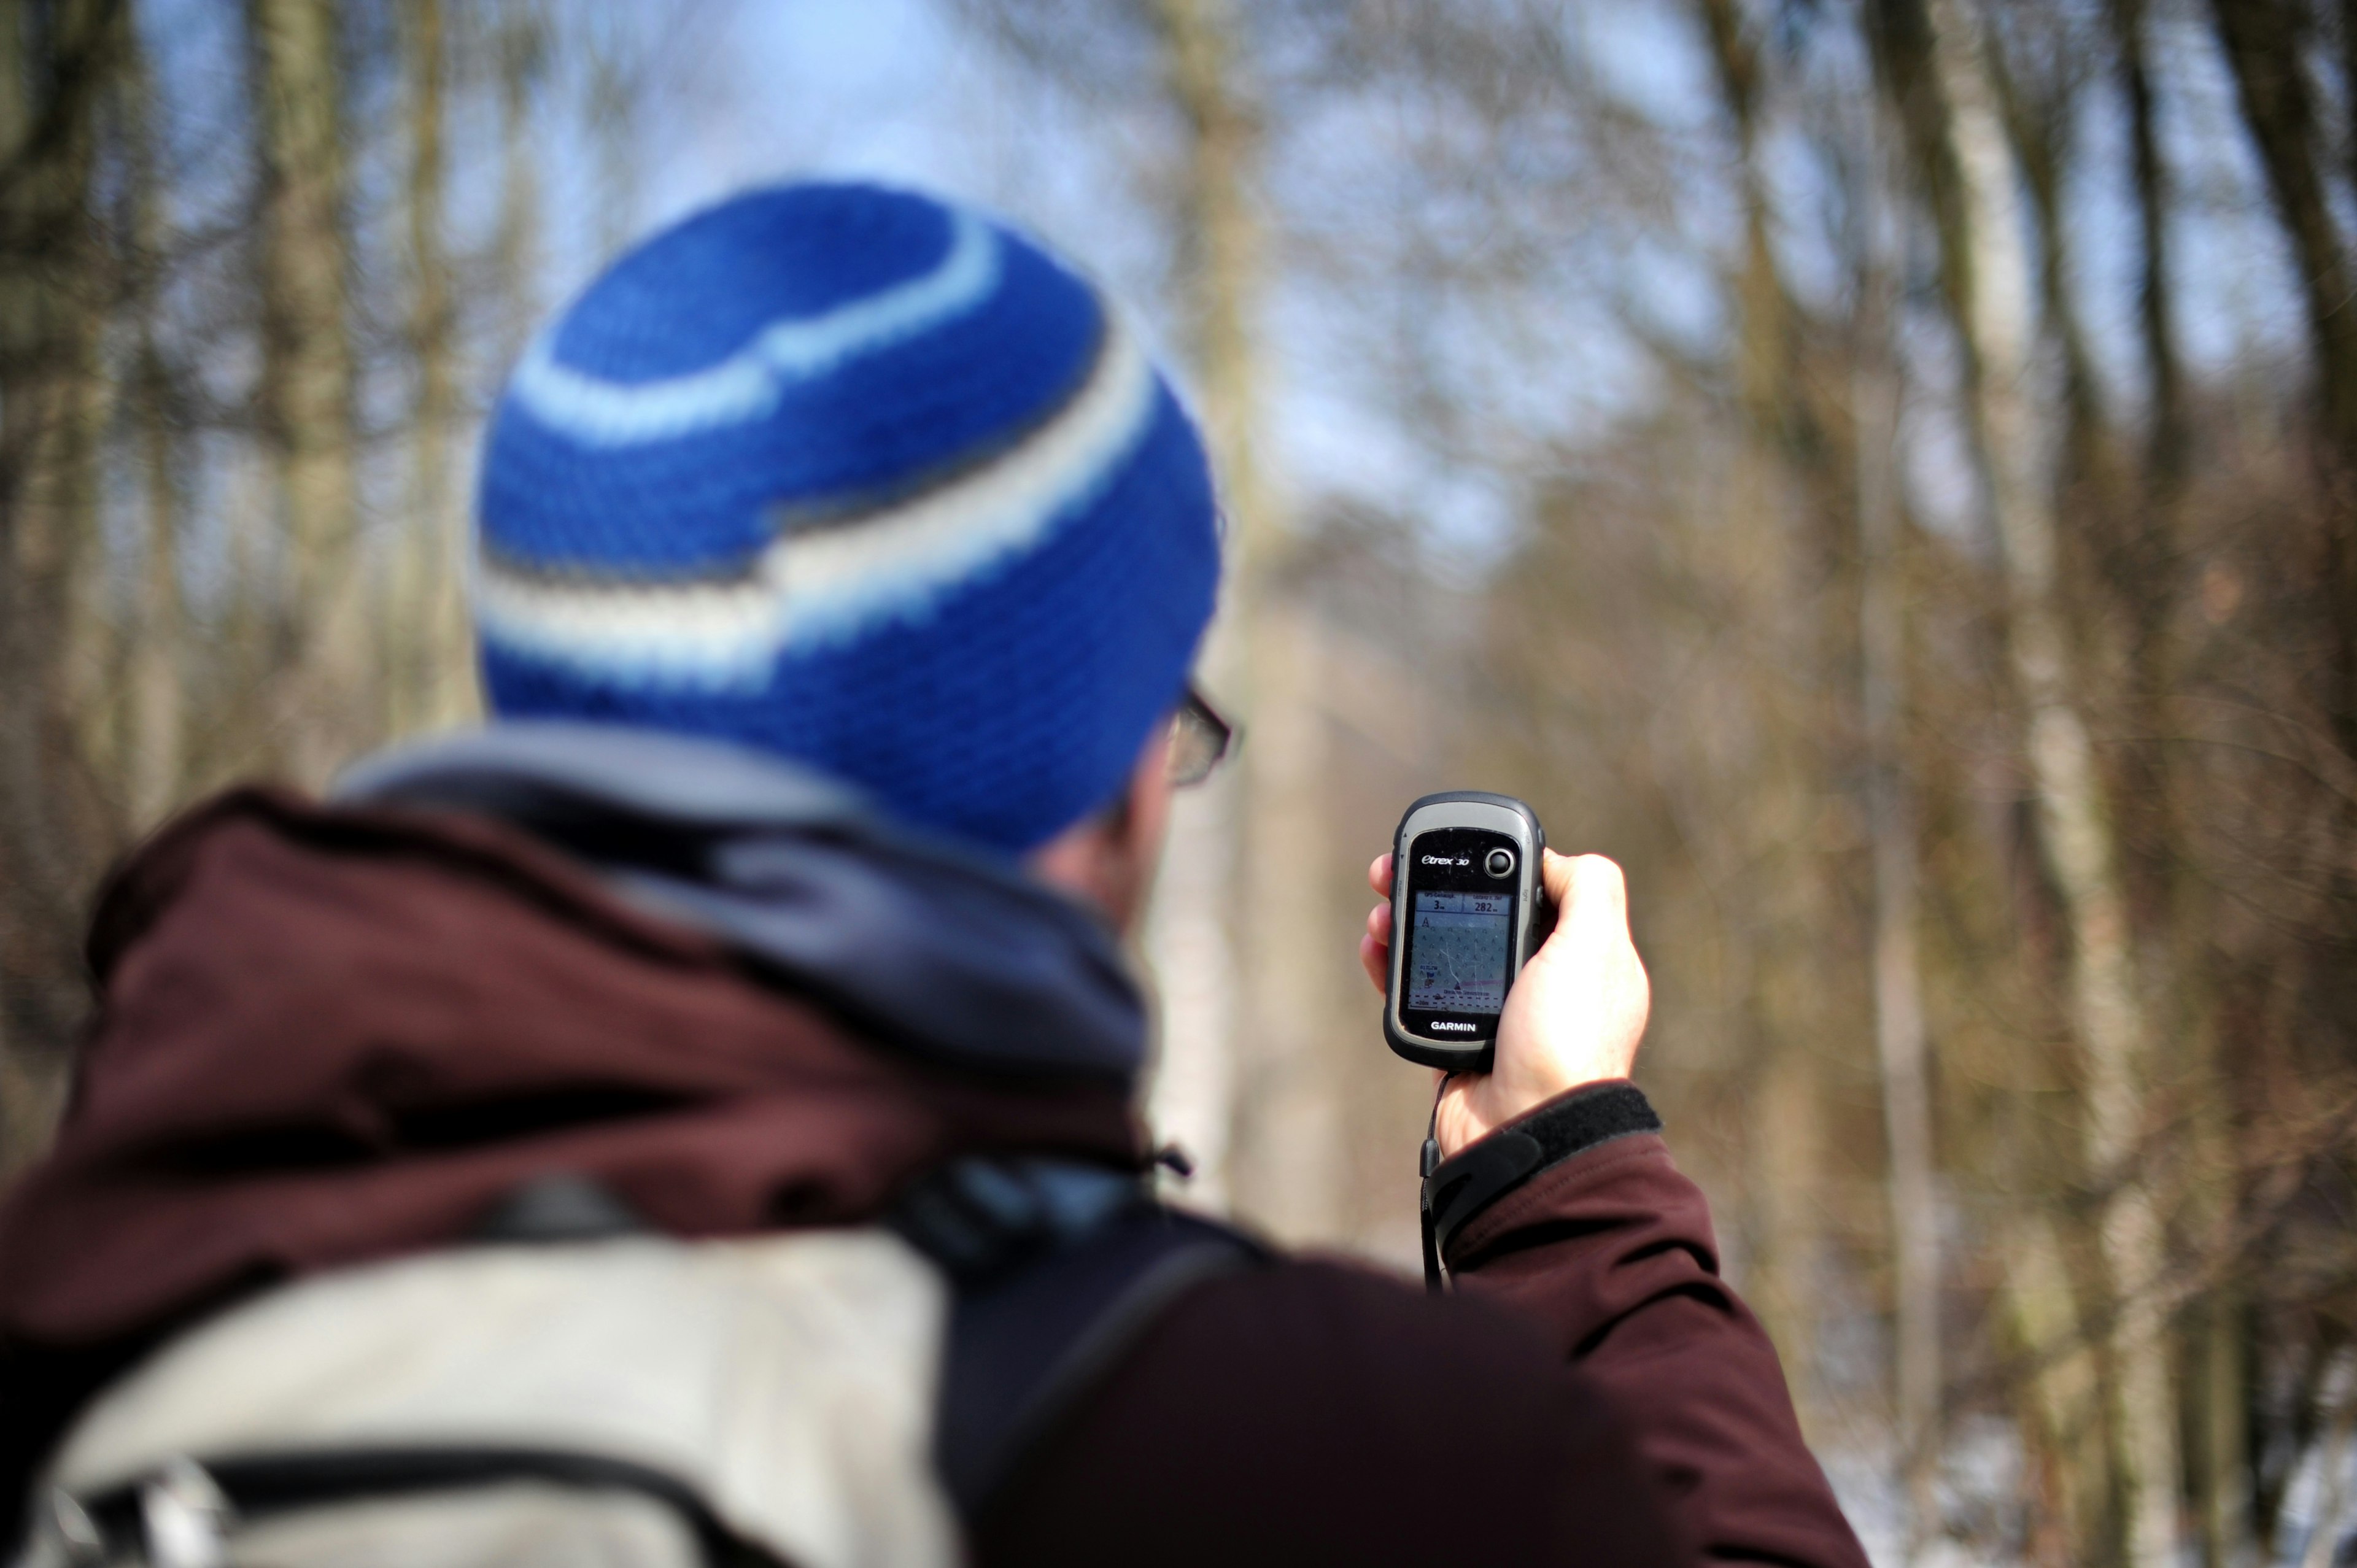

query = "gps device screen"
1406;890;1511;1014
1398;824;1522;1033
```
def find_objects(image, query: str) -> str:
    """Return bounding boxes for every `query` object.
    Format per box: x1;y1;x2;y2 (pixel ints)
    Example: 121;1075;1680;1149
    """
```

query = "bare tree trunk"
127;353;181;828
1694;0;1836;1418
399;0;471;734
1695;0;1781;432
1919;2;2181;1562
1752;1048;1824;1413
495;0;542;368
249;0;362;784
1856;106;1940;1547
2209;0;2357;756
2118;11;2247;1559
0;0;106;830
2006;1210;2107;1564
1144;772;1240;1211
2209;0;2357;450
0;0;118;1162
122;23;182;830
1142;0;1244;1215
2197;1284;2255;1568
217;449;274;783
1990;37;2105;493
1150;0;1339;1239
0;0;24;1122
1229;603;1341;1241
50;279;110;819
2116;0;2181;502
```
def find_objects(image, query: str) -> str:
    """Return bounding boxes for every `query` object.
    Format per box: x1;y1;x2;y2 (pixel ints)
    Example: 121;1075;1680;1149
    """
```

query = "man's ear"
1026;724;1175;933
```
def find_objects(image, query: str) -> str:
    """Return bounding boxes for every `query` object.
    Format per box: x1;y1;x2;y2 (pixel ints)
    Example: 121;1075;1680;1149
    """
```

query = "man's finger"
1360;855;1396;995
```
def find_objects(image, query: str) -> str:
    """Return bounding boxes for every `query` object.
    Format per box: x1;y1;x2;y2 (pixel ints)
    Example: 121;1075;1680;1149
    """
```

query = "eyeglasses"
1168;686;1236;787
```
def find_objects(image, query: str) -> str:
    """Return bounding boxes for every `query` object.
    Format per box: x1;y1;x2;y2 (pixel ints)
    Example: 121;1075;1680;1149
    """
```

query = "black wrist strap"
1422;1084;1660;1270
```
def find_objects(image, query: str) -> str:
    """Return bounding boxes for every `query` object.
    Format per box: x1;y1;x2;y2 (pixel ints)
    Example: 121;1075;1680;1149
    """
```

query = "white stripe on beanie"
508;210;1002;449
473;316;1157;691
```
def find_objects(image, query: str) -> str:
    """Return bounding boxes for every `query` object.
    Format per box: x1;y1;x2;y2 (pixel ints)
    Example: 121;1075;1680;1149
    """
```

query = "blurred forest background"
5;0;2357;1562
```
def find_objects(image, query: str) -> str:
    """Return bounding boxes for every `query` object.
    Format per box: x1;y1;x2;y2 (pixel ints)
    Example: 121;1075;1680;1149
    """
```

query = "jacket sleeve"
1432;1081;1870;1568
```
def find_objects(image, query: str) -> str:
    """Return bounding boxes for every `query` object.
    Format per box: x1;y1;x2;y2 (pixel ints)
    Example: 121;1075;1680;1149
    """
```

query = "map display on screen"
1406;890;1511;1014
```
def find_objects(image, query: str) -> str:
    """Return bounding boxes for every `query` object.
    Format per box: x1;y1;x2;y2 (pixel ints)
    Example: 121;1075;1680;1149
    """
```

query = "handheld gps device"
1384;792;1550;1073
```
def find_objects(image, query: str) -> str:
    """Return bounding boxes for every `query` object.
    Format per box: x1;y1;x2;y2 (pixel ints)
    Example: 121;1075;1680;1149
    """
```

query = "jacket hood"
334;723;1148;1084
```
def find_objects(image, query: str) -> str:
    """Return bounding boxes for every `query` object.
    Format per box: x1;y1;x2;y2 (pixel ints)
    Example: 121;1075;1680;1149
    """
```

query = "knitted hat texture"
473;182;1220;852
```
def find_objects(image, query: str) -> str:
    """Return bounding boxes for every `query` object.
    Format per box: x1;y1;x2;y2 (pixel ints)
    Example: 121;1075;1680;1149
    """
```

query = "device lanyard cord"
1419;1074;1451;1292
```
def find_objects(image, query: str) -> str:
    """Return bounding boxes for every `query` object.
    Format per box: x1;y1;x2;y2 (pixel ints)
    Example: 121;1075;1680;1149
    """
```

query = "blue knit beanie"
471;182;1220;852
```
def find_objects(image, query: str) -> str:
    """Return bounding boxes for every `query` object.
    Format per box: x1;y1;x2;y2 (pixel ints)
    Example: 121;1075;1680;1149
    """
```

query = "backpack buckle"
139;1458;233;1568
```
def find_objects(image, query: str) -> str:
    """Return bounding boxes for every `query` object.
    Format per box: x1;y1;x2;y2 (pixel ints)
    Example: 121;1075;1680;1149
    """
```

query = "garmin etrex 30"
1383;792;1550;1073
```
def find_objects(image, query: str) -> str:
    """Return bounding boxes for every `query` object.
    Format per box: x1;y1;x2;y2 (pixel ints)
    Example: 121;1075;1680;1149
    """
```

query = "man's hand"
1362;848;1651;1159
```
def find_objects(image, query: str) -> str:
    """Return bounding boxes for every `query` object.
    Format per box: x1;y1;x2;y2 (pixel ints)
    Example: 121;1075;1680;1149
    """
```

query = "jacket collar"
335;724;1147;1087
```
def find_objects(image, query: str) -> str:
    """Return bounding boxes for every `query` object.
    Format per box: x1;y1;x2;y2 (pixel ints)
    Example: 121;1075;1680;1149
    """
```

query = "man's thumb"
1548;851;1629;933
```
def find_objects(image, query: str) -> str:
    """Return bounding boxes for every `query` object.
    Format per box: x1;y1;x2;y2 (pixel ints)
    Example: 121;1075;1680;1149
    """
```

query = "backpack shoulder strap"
888;1160;1266;1516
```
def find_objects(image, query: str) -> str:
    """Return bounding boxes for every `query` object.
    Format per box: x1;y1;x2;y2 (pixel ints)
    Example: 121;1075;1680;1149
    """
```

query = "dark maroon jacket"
0;789;1864;1566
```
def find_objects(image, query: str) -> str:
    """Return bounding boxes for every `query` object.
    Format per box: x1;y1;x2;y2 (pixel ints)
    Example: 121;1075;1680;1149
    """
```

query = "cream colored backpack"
9;1165;1256;1568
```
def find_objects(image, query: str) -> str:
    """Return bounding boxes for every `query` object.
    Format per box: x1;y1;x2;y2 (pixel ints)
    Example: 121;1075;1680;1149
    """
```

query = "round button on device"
1485;848;1514;878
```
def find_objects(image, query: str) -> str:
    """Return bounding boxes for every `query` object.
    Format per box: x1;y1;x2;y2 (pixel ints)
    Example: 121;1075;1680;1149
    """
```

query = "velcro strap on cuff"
1425;1083;1660;1265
